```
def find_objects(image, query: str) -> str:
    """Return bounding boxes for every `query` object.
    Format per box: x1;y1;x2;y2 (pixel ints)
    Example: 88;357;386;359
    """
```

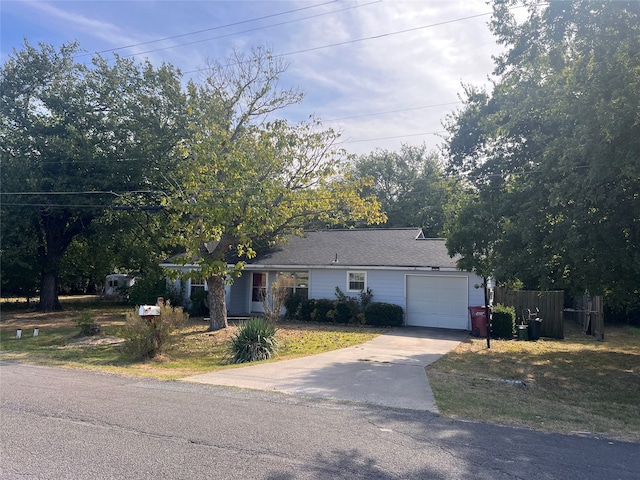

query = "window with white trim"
190;273;205;297
276;271;309;299
347;271;366;292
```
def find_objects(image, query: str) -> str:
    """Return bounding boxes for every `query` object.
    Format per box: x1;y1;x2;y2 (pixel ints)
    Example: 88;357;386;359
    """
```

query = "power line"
77;0;338;57
120;1;382;59
342;131;446;144
324;102;461;122
182;10;495;74
1;190;165;196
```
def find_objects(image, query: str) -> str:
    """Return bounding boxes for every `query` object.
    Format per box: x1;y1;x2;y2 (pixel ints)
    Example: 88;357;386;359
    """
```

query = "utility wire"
76;0;339;57
342;131;446;144
182;10;495;74
324;102;461;122
119;1;381;59
0;190;166;196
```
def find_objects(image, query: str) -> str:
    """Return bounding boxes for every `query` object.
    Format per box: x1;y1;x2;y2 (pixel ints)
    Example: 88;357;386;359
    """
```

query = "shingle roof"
248;228;459;268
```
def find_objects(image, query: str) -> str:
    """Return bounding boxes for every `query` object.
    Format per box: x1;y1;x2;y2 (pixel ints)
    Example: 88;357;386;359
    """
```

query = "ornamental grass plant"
227;317;278;364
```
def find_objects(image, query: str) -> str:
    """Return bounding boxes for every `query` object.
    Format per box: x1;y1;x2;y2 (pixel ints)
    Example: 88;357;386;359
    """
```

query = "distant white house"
104;274;135;298
161;228;484;330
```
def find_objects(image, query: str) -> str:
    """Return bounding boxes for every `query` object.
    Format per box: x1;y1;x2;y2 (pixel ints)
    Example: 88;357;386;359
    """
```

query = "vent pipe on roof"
332;253;338;263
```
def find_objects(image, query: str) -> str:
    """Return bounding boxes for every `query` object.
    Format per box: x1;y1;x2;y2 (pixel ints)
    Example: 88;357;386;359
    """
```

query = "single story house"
161;228;484;330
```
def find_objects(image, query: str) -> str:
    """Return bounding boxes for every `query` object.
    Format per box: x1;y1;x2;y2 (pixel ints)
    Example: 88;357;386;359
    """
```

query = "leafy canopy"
444;0;640;306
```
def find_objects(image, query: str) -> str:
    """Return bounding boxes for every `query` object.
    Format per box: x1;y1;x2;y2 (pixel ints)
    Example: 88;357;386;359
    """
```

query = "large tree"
168;48;385;330
0;41;187;310
352;144;459;237
444;0;640;306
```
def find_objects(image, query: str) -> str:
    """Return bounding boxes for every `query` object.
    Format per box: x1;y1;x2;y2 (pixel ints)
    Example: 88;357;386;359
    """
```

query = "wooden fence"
494;288;565;339
565;293;604;341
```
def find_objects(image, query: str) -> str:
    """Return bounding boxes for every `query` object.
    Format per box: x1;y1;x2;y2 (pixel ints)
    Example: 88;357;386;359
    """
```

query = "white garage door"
406;275;469;329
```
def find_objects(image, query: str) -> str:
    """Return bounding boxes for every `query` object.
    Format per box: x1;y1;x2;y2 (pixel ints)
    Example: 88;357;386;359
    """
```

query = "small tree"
168;47;385;331
260;282;289;324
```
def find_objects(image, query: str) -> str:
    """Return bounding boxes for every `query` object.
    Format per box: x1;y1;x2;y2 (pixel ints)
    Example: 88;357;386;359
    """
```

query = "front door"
251;272;267;313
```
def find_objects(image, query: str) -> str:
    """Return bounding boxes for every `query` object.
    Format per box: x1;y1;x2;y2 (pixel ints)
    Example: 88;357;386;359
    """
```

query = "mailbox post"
139;305;162;353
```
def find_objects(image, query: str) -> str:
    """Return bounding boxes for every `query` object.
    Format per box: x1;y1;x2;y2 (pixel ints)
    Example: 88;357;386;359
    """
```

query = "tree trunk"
38;270;62;311
206;274;228;331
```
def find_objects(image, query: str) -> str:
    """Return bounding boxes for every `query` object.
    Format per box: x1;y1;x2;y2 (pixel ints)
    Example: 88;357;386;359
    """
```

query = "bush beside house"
286;288;403;327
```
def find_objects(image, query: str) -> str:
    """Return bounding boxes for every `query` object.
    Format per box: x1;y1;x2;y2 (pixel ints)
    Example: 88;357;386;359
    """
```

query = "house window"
347;271;366;292
252;272;267;302
276;271;309;299
190;274;205;297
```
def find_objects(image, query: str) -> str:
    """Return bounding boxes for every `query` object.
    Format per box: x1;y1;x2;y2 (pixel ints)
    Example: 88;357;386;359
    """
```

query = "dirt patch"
58;335;125;349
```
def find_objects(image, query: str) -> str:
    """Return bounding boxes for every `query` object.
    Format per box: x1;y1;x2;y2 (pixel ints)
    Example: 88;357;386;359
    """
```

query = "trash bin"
516;324;529;341
469;306;489;337
528;318;542;340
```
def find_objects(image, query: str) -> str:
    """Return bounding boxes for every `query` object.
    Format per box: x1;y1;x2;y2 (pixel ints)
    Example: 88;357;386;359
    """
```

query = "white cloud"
2;0;507;156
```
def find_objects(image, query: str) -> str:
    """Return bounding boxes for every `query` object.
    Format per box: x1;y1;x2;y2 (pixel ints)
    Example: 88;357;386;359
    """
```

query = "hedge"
364;302;403;327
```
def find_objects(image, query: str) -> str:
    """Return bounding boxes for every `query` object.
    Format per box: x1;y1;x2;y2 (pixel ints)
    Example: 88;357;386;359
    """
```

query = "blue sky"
1;1;507;156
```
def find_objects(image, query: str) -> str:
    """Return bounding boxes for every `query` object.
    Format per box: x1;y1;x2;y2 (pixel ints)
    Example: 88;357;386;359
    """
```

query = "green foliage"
167;47;385;331
491;304;516;339
352;144;458;236
330;287;366;324
188;289;209;317
444;1;640;308
364;303;404;327
283;293;305;319
75;313;101;337
328;300;356;324
292;288;374;324
227;317;278;364
299;299;317;321
127;270;181;307
359;288;373;312
311;299;335;323
0;40;187;311
120;303;189;359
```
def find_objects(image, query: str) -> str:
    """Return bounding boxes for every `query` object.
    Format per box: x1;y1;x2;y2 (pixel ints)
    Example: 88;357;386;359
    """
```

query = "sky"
1;0;509;157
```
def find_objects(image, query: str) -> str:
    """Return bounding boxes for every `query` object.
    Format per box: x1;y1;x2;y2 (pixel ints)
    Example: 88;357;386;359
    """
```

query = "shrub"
75;312;101;336
364;302;403;327
492;303;516;338
284;293;304;319
334;301;353;324
228;317;278;364
188;289;209;317
332;287;371;324
359;288;373;311
311;299;335;323
120;302;189;359
298;299;316;321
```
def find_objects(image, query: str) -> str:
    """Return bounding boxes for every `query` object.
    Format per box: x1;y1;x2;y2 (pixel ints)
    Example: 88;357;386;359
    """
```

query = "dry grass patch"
0;304;383;380
426;321;640;442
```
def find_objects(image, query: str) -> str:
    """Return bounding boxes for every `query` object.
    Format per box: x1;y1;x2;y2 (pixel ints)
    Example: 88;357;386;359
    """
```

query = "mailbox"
139;305;161;321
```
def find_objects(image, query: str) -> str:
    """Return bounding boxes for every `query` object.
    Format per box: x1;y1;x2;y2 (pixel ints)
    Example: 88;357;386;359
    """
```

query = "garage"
405;275;469;329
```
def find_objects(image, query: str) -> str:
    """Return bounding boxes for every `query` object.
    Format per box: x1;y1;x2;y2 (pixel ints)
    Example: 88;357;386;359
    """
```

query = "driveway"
183;327;466;411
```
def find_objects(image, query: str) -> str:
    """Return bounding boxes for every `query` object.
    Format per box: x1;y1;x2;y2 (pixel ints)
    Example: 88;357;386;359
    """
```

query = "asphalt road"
1;362;637;479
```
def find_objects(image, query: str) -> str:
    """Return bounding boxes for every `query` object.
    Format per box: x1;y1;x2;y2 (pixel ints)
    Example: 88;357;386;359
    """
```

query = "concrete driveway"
183;327;466;412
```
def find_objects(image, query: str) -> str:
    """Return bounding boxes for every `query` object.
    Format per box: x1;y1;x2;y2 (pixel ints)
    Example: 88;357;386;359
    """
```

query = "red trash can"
469;306;489;337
